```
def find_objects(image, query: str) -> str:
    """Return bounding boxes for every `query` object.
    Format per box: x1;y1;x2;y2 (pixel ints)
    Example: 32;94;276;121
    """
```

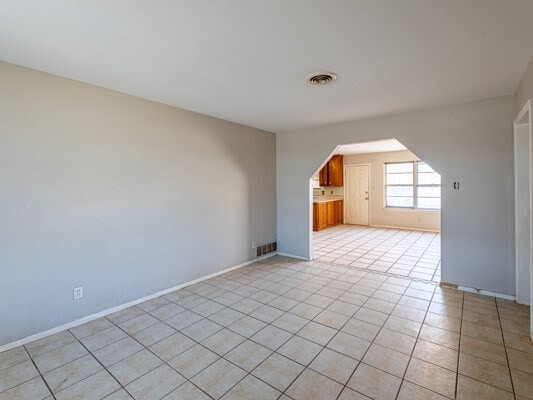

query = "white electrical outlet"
252;241;256;248
73;286;83;300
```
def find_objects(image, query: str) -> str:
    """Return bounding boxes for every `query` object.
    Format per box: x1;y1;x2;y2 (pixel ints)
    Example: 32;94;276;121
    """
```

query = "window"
385;161;441;210
416;162;441;209
385;162;414;208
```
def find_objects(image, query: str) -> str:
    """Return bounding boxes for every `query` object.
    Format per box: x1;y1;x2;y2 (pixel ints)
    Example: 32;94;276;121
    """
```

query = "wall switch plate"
73;286;83;299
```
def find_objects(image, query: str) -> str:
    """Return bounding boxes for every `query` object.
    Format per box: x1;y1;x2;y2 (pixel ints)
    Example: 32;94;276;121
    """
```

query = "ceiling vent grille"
306;72;337;86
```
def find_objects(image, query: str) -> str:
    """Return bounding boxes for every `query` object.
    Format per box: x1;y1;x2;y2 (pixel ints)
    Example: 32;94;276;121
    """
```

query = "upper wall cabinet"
318;155;344;186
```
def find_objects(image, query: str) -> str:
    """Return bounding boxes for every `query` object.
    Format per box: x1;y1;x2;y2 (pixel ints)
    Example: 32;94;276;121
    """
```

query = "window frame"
384;161;415;209
384;161;441;210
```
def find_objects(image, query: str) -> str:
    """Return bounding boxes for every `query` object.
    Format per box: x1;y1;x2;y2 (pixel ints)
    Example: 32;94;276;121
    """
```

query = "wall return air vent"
256;241;277;257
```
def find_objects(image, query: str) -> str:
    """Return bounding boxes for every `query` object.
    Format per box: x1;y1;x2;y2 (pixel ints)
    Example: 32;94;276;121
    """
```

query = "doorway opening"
513;100;532;340
310;139;442;283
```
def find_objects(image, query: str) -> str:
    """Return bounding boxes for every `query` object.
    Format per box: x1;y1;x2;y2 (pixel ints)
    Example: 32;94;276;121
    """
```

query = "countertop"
313;196;344;204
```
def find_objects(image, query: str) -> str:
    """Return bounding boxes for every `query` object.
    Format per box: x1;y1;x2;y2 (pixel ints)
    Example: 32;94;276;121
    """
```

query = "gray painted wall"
0;61;276;346
277;96;515;295
516;56;533;112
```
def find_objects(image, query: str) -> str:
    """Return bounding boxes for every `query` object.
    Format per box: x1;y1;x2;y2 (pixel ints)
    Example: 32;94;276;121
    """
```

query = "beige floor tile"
459;352;512;391
25;331;77;358
364;298;396;314
327;300;360;317
107;306;145;325
167;344;219;379
69;318;114;339
412;339;458;371
54;370;120;400
507;348;533;375
327;331;371;360
137;296;172;313
252;353;304;392
337;387;372;399
271;313;308;333
268;295;300;312
208;308;245;327
362;343;410;377
511;368;533;399
221;375;280;400
309;348;359;384
132;322;176;347
384;315;422;337
397;381;449;400
33;341;88;374
251;325;292;351
202;329;245;356
460;335;508;365
278;336;322;366
163;381;210;400
313;309;350;329
43;354;102;393
341;318;380;341
108;349;162;385
392;304;427;323
0;377;50;400
164;310;203;331
419;324;459;350
297;321;337;345
93;337;144;367
503;330;533;354
181;319;223;342
456;374;514;400
79;326;128;352
0;347;29;372
148;303;185;321
428;302;462;319
119;313;159;335
461;321;503;345
286;368;343;400
405;358;456;398
462;309;500;330
501;318;531;336
347;363;402;400
224;340;272;372
126;364;186;400
424;312;461;333
249;305;285;323
148;332;195;362
374;328;416;355
353;307;388;326
227;316;266;337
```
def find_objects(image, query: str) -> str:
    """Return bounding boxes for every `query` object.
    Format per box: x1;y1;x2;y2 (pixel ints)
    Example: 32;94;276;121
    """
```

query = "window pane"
386;162;413;174
417;186;440;198
418;197;441;209
387;186;413;197
418;172;441;185
387;173;414;185
387;196;414;207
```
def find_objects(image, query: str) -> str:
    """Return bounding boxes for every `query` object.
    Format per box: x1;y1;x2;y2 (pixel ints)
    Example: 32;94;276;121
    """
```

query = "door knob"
365;197;368;200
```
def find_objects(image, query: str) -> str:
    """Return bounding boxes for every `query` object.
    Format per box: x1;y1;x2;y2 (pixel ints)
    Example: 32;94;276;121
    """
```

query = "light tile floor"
1;255;532;400
313;225;441;282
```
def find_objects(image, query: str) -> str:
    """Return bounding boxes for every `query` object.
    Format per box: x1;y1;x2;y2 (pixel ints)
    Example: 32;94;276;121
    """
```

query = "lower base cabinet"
313;200;343;231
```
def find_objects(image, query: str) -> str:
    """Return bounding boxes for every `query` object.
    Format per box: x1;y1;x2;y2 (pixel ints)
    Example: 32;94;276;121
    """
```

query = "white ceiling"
335;139;407;155
1;1;533;133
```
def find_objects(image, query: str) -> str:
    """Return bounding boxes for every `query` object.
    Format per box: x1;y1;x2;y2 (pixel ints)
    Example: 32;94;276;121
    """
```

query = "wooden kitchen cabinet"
318;155;344;186
334;200;344;224
313;200;344;231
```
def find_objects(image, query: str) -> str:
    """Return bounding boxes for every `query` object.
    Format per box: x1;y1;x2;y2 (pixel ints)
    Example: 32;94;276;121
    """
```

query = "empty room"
1;1;533;400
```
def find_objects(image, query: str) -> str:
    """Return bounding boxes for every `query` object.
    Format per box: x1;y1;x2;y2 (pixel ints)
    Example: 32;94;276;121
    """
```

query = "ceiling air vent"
306;71;337;86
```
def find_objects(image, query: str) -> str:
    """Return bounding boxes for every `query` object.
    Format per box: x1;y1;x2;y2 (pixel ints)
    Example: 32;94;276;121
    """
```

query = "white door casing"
345;165;369;225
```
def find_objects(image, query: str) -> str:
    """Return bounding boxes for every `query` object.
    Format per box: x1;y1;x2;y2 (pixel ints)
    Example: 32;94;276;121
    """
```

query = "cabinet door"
327;201;335;226
313;203;319;231
329;155;344;186
319;165;328;186
335;200;344;224
318;203;328;230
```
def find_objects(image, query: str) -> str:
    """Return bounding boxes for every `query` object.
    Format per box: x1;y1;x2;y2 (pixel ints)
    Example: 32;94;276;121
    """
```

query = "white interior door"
345;165;369;225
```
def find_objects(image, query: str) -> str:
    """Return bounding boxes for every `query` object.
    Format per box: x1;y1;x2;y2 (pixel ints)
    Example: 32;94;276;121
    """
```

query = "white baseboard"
370;224;440;233
440;281;515;301
0;253;275;353
276;252;310;261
